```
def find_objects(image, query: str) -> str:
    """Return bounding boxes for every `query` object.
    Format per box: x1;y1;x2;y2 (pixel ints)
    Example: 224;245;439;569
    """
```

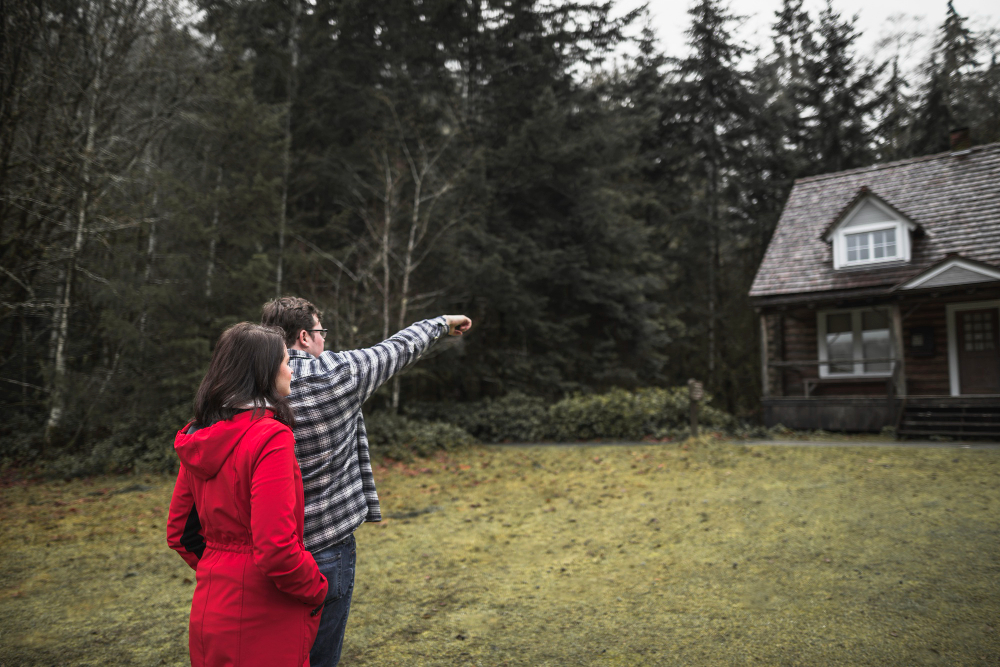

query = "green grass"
1;439;998;665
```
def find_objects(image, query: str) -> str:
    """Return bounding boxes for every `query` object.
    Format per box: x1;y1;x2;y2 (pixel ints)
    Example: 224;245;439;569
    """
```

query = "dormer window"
845;227;896;263
822;191;918;270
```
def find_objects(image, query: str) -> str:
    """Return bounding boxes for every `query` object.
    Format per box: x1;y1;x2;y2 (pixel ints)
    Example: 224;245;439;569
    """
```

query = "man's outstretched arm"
341;315;472;404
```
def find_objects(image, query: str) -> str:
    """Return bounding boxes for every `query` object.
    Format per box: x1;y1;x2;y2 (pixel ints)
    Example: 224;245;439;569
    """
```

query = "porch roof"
749;143;1000;301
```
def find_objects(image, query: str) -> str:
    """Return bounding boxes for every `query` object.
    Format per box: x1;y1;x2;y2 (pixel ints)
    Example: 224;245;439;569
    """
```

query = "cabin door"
956;308;1000;394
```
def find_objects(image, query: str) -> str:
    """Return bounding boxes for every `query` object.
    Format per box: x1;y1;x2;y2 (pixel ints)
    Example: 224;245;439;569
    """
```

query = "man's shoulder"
288;349;354;375
287;350;360;406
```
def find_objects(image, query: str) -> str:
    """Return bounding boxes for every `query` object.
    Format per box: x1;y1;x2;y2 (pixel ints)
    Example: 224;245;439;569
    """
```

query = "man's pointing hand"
444;315;472;336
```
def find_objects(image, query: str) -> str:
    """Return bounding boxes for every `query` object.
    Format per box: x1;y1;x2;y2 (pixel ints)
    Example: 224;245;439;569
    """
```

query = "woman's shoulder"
242;413;294;451
245;413;292;437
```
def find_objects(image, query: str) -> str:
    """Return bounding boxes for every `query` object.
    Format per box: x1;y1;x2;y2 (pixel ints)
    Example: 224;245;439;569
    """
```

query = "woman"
167;323;328;667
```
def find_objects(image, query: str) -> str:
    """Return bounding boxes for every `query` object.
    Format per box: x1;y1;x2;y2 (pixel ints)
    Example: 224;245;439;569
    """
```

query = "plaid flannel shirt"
287;317;448;553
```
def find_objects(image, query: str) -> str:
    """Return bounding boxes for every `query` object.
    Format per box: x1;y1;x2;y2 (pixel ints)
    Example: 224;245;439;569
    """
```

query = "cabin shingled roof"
749;143;1000;300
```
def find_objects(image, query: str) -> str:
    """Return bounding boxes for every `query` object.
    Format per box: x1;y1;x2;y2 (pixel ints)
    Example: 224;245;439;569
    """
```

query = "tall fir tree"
802;1;884;174
662;0;758;409
874;56;915;161
911;1;980;154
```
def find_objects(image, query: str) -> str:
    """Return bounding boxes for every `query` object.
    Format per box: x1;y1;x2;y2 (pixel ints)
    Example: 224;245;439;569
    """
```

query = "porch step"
897;402;1000;439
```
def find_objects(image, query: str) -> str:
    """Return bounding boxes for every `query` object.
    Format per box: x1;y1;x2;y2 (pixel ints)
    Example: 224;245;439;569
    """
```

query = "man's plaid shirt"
287;317;448;553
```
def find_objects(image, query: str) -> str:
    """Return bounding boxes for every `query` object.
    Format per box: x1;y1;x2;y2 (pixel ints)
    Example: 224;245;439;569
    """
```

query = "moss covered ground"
1;440;998;665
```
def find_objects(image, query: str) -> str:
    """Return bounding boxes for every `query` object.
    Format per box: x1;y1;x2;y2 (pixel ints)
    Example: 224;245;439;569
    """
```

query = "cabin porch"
757;286;1000;437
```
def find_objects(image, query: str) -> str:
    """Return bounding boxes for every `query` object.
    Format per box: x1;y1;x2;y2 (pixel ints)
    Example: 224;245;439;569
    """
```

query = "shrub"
365;412;476;461
547;387;735;442
405;392;548;443
410;387;737;444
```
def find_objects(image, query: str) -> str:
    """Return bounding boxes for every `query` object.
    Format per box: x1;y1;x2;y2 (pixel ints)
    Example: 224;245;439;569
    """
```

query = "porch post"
759;311;770;398
891;304;907;397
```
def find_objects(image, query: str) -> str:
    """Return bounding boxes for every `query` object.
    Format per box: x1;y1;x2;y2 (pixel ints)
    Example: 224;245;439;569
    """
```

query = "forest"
2;0;998;472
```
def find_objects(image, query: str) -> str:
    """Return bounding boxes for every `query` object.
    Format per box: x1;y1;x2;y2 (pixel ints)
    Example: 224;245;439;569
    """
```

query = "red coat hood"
174;411;270;480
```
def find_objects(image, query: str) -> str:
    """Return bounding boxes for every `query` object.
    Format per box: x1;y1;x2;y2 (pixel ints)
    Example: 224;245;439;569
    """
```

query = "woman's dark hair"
193;323;295;428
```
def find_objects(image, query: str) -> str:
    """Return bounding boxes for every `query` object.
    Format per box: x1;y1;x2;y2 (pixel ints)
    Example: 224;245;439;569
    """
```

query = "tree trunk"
206;166;222;298
45;54;100;443
381;157;392;344
390;167;423;411
706;138;718;386
275;0;300;298
138;142;159;359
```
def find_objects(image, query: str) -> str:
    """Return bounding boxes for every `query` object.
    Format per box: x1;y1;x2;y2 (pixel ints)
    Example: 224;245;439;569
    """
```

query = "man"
261;296;471;667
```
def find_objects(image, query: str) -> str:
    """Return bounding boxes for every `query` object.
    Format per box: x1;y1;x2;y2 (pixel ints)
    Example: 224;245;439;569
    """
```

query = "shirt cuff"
433;316;449;339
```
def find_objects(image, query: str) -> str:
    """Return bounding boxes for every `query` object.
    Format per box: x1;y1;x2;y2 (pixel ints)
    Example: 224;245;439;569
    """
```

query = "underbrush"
5;386;753;471
365;413;477;461
404;386;747;447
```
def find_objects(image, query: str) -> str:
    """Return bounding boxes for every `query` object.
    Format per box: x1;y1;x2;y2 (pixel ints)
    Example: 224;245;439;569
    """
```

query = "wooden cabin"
749;142;1000;438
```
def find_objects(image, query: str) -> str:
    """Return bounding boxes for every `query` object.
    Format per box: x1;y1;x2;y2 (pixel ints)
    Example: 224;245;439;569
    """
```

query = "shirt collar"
288;348;313;359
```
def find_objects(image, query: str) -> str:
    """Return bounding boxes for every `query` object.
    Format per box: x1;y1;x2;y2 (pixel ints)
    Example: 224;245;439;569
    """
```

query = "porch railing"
764;357;902;400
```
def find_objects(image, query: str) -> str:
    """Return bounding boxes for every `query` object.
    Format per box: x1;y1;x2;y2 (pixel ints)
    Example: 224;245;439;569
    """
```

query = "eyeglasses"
307;329;328;337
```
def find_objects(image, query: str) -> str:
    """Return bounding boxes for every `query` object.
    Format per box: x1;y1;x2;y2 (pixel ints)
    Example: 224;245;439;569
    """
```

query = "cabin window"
846;228;896;262
840;224;903;267
818;308;894;377
828;197;913;270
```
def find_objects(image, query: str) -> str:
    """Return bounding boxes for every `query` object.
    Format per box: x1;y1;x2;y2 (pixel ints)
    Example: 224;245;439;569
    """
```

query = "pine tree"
665;0;753;394
802;1;884;174
911;1;980;154
874;56;915;161
766;0;815;169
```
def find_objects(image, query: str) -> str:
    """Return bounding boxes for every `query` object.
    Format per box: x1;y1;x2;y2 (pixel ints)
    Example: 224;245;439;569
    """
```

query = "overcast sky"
620;0;999;70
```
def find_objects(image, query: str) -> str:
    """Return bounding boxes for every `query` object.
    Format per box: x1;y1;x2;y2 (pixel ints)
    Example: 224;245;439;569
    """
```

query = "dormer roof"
819;187;922;243
749;143;1000;302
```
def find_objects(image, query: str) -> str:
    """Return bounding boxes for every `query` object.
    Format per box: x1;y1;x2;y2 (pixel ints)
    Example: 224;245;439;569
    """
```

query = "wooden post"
759;312;770;398
776;312;785;396
688;379;703;437
891;304;907;397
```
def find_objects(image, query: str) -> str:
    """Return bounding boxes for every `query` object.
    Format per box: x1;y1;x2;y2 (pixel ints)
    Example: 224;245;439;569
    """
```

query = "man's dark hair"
261;296;320;347
193;322;295;428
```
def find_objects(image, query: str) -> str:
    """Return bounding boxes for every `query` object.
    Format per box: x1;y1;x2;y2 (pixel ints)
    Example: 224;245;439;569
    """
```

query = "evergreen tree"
663;0;754;400
970;41;1000;144
874;56;915;161
802;1;884;174
911;1;980;154
765;0;815;170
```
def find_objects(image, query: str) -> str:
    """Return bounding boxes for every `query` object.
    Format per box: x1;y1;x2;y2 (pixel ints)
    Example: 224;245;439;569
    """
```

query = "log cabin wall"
762;312;779;396
779;309;818;396
900;297;950;396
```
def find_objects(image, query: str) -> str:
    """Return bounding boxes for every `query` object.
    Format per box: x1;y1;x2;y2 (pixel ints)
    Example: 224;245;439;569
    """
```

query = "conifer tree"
765;0;815;170
911;1;980;154
875;56;915;161
802;1;884;174
665;0;753;393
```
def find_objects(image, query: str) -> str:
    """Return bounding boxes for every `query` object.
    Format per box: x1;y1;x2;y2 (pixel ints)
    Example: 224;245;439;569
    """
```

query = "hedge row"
372;387;741;459
13;387;744;473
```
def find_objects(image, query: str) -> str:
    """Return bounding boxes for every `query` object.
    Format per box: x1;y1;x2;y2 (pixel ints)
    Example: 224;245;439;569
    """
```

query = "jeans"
309;534;356;667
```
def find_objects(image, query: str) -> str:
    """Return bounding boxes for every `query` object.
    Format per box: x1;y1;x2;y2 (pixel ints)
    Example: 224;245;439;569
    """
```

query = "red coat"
167;410;328;667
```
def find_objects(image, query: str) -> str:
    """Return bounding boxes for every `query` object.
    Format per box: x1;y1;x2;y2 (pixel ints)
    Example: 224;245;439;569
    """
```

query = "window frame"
844;225;898;263
817;307;895;378
837;221;907;268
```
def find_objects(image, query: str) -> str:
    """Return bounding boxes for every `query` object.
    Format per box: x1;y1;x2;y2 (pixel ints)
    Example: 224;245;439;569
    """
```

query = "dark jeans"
309;534;356;667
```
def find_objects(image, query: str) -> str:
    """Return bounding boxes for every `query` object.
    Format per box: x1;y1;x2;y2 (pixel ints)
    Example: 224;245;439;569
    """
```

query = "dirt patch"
1;441;998;665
